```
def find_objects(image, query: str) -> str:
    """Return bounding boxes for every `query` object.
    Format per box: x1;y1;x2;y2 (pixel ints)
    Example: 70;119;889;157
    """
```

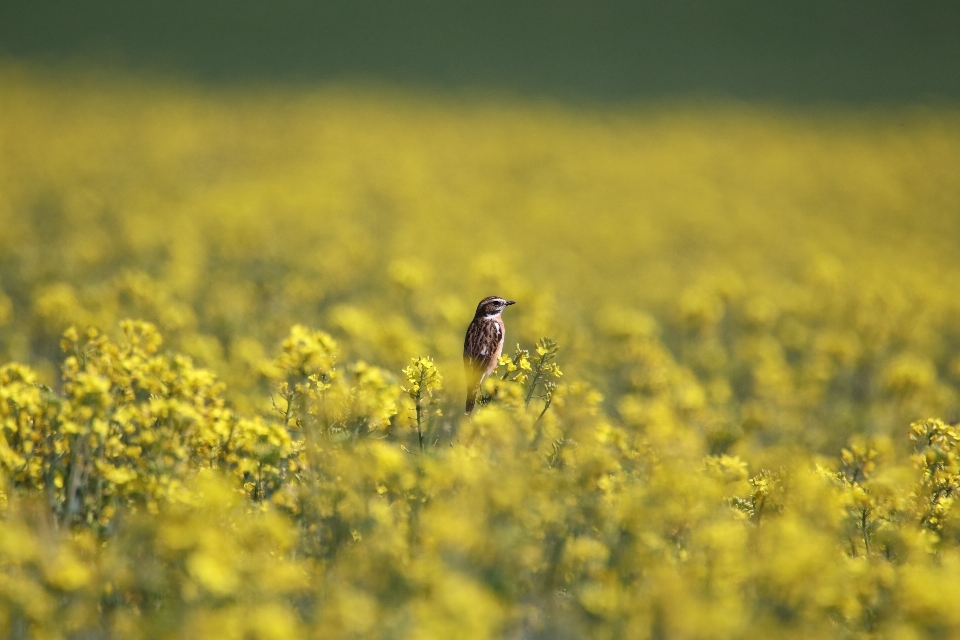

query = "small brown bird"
463;295;516;414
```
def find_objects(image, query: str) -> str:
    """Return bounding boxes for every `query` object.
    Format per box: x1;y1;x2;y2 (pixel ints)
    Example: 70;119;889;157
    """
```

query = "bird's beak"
505;300;516;306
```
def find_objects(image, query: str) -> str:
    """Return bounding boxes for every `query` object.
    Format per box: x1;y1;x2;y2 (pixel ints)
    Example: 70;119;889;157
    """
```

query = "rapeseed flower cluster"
1;65;960;637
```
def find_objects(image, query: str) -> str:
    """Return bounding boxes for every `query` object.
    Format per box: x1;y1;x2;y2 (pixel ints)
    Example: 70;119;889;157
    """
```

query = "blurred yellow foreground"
2;65;960;638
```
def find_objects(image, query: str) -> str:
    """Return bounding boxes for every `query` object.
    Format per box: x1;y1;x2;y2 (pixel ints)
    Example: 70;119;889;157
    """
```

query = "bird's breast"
486;318;505;374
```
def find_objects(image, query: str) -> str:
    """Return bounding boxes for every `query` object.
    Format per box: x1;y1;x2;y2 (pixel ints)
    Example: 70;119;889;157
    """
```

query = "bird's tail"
465;383;481;415
464;359;484;415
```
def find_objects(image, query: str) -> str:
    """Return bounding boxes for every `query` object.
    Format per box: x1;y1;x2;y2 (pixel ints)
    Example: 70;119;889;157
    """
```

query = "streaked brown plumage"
463;295;515;414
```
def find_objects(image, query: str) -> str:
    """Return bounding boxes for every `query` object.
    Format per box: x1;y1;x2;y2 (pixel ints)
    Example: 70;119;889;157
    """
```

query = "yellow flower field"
2;64;960;638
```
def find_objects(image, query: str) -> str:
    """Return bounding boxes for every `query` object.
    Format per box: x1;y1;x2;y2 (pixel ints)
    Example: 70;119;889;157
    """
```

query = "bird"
463;295;516;414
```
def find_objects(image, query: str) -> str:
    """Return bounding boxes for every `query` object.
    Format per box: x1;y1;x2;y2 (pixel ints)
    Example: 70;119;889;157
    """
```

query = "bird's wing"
463;318;500;375
464;318;502;414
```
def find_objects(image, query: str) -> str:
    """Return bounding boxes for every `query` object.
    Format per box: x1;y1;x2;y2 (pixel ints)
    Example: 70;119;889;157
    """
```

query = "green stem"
861;508;871;555
524;355;548;408
536;396;553;422
416;399;424;453
416;367;427;452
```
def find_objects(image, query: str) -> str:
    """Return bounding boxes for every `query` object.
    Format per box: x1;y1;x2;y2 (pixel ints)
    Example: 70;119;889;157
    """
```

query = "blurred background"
2;0;960;452
3;0;959;103
6;7;960;637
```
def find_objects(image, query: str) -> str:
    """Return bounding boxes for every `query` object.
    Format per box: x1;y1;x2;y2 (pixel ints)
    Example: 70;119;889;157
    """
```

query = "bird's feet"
478;386;500;407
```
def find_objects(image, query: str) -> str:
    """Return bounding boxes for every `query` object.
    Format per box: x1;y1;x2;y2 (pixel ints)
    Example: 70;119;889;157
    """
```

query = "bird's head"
474;296;516;318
